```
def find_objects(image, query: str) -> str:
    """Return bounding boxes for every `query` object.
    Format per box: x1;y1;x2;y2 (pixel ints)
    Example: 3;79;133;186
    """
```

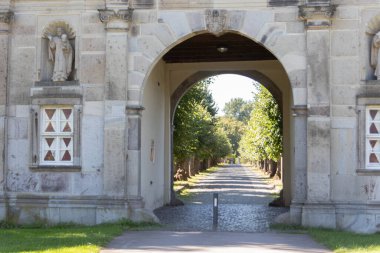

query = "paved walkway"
101;165;332;253
101;231;331;253
155;164;288;232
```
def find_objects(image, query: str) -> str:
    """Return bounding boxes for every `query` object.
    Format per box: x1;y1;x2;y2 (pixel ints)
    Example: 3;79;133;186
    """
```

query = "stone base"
1;194;158;225
289;203;380;234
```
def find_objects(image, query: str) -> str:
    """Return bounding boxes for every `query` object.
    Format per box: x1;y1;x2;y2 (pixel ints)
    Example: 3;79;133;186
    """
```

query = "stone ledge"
30;165;81;172
34;80;80;87
356;169;380;176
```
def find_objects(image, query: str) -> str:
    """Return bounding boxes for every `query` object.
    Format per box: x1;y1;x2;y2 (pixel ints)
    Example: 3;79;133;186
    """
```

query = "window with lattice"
40;106;74;165
366;106;380;169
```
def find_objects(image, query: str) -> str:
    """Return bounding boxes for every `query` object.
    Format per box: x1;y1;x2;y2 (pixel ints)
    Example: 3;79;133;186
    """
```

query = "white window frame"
40;106;74;166
365;106;380;170
30;102;81;170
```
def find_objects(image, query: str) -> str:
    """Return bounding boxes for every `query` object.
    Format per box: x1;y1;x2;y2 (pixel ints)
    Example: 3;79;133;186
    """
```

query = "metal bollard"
213;193;218;231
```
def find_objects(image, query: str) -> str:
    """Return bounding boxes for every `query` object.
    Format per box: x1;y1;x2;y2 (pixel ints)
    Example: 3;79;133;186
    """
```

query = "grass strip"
272;224;380;253
0;219;159;253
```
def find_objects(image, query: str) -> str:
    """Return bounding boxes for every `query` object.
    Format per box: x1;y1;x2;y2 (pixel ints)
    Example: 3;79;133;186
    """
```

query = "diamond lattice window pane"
369;123;380;134
62;122;72;132
369;153;380;164
45;109;56;120
44;150;55;161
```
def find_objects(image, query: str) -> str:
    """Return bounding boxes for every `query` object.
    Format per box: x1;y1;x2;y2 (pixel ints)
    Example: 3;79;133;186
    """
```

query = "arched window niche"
39;21;77;84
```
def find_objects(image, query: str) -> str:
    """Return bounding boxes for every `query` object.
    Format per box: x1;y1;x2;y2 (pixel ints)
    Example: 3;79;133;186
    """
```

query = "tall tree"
173;78;230;164
223;98;253;123
239;84;282;163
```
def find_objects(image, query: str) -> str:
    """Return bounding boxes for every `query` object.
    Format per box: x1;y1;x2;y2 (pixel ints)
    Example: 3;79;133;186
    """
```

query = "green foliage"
0;219;159;253
239;84;282;162
217;116;245;156
173;78;231;163
223;98;253;123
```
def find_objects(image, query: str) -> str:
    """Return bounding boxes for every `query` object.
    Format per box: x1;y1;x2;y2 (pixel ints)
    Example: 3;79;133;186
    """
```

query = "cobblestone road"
154;164;288;232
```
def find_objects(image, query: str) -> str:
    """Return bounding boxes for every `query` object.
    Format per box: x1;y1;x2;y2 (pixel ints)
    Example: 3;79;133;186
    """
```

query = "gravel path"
154;164;288;232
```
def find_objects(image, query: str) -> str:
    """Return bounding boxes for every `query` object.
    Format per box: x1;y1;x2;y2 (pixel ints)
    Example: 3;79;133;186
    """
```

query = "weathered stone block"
138;36;165;60
331;57;359;85
227;11;245;31
331;86;358;105
242;11;274;39
81;37;105;52
80;54;105;84
331;20;359;30
8;117;28;140
40;173;69;192
141;23;176;47
186;12;205;32
275;10;298;22
336;6;359;20
7;139;29;172
331;31;358;57
307;30;329;104
158;11;191;39
302;204;336;229
81;115;104;172
330;128;356;176
72;172;102;195
292;88;307;105
133;55;152;74
286;22;305;33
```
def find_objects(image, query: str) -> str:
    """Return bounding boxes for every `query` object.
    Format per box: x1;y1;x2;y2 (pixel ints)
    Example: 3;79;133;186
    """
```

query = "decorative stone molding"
126;105;144;116
299;4;336;29
98;8;134;31
292;105;308;117
0;11;13;24
205;9;227;36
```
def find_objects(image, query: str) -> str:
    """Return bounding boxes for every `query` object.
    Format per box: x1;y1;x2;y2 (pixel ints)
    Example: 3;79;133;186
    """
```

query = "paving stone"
154;165;288;232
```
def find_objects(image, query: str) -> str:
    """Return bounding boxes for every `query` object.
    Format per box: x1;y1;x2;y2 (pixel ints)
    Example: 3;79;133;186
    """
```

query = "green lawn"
272;224;380;253
0;220;159;253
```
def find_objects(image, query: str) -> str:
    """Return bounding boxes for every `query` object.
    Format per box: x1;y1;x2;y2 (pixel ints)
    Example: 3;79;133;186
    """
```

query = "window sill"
30;165;81;172
356;169;380;176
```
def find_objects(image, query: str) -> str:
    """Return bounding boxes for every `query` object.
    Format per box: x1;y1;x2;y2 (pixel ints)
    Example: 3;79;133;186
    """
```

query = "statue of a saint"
48;27;73;82
371;31;380;80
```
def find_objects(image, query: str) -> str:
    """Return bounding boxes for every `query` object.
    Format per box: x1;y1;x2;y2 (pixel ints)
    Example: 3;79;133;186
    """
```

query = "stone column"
0;11;12;219
299;3;336;228
98;8;133;197
125;106;143;197
290;106;307;224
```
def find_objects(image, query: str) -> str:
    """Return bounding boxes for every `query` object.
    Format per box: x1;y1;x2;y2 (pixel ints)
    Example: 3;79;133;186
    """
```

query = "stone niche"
39;21;76;83
366;14;380;82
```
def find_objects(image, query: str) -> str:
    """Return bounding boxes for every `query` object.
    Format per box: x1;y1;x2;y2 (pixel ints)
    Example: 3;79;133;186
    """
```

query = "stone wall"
1;0;380;233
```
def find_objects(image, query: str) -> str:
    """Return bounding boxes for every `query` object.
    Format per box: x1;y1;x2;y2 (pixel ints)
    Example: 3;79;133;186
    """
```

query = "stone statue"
371;31;380;80
47;27;73;82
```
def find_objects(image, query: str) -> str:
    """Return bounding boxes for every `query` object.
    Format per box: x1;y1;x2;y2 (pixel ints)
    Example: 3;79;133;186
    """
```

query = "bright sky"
208;74;257;115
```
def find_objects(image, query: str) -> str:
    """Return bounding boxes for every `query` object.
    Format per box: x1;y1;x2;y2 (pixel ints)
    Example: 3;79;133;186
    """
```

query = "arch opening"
140;33;295;226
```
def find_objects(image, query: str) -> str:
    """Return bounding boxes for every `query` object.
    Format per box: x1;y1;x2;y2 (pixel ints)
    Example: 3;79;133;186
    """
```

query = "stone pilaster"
126;105;143;197
299;3;334;203
98;7;133;196
297;3;338;229
290;106;308;225
0;11;12;220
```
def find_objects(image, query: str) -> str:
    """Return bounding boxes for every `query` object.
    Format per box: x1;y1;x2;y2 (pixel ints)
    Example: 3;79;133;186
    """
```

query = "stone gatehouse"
1;0;380;233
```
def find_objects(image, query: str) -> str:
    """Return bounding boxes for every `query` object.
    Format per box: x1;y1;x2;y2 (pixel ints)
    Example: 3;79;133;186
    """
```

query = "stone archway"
137;29;307;226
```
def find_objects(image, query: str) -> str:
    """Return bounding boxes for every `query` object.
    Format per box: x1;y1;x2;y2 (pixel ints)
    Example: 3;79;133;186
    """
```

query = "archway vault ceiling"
163;33;277;63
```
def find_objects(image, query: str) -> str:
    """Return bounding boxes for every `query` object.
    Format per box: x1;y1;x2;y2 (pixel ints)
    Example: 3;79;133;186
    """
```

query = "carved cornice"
0;11;14;24
299;4;336;29
98;8;134;23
